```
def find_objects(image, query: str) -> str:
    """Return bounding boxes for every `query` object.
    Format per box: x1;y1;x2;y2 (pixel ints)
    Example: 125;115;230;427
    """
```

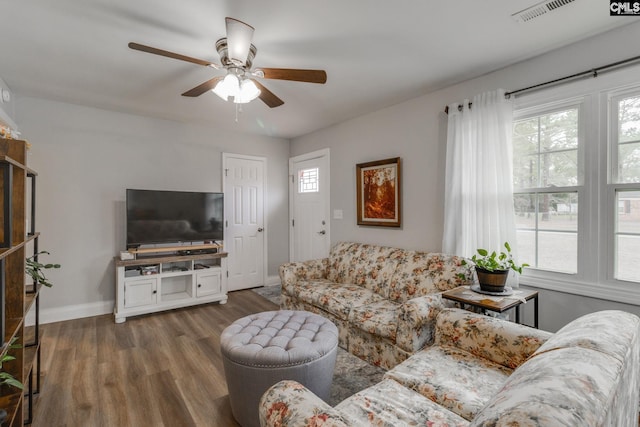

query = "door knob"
317;230;326;235
258;227;264;232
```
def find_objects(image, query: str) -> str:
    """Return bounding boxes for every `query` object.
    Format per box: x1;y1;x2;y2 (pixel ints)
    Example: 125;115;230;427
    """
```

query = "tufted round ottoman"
220;310;338;427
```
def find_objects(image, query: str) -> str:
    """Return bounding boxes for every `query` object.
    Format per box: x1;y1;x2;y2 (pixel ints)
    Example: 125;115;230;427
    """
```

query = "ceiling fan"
128;17;327;108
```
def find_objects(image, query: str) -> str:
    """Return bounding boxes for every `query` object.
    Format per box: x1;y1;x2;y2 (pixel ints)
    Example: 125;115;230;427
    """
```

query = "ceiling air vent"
512;0;576;23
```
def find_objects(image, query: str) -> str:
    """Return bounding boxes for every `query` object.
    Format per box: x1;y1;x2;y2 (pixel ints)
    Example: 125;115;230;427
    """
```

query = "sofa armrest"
259;380;350;427
279;258;329;295
436;308;552;369
471;347;629;427
396;294;447;353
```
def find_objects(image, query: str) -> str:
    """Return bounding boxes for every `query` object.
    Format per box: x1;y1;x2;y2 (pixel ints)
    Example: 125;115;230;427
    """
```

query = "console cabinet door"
195;270;221;297
124;277;158;308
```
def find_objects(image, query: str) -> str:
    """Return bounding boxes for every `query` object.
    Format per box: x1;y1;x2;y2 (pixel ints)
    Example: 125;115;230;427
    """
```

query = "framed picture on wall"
356;157;401;227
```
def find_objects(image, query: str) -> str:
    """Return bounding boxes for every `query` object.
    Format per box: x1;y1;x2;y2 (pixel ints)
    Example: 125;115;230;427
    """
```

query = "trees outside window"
513;107;580;274
513;87;640;288
611;93;640;282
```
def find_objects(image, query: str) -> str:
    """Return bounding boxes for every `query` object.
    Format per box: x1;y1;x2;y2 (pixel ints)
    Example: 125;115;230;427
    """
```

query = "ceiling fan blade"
252;80;284;108
128;42;218;68
257;68;327;84
225;17;254;66
182;77;224;97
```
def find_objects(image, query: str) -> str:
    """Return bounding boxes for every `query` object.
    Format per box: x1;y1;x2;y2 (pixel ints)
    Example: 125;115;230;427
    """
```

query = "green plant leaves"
0;372;23;389
0;337;24;390
26;250;61;288
469;242;527;273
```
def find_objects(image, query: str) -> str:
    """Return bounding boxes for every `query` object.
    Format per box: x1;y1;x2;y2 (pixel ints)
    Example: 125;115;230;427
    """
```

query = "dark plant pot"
475;267;509;292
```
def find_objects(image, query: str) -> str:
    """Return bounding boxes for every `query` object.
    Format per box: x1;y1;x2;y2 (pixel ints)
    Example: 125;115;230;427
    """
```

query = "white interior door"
223;154;265;291
290;149;330;262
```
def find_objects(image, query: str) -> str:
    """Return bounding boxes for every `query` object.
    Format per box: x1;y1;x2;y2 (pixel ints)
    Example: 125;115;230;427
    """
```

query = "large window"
513;106;580;274
611;93;640;283
512;86;640;293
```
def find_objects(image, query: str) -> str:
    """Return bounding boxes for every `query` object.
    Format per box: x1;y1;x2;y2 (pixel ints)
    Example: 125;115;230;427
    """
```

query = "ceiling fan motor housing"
215;38;257;69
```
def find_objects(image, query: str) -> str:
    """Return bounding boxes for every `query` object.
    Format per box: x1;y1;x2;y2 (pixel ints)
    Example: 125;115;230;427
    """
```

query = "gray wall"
292;97;448;252
291;22;640;331
16;96;290;322
519;286;640;333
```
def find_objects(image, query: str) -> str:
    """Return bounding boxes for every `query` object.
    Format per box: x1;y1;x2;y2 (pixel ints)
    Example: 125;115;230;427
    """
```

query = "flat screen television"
126;189;224;248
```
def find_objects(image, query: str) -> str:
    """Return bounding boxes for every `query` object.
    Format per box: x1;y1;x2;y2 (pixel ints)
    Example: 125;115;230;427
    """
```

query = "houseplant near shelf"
0;339;24;424
0;349;23;390
26;251;61;287
467;242;528;292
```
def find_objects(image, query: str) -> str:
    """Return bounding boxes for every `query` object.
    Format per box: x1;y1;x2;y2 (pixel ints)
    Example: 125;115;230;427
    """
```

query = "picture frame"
356;157;401;227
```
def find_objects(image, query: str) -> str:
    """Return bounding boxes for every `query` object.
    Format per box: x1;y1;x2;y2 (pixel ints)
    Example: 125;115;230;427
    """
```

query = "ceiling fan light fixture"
234;78;261;104
212;73;240;100
225;17;255;66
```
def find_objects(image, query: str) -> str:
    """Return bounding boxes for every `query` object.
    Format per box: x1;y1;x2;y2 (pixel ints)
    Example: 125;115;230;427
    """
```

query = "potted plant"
466;242;528;293
26;251;61;287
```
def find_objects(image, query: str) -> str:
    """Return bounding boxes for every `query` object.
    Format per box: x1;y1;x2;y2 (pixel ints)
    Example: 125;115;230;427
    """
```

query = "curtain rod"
444;54;640;114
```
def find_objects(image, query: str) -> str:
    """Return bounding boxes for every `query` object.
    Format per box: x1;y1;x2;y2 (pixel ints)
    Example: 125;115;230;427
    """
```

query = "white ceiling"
0;1;633;139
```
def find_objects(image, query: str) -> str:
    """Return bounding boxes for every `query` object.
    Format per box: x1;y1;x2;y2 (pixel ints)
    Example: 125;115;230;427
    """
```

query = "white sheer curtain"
442;89;517;259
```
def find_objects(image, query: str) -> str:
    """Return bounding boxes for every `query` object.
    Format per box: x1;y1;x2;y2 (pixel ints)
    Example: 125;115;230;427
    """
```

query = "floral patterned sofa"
260;308;640;427
279;242;473;369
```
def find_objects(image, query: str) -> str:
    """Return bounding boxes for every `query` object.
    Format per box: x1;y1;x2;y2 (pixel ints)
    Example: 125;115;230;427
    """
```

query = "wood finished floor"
31;289;278;427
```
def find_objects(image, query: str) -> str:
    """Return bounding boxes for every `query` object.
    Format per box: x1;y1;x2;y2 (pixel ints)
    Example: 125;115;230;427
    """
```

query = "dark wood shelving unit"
23;281;41;425
0;138;42;426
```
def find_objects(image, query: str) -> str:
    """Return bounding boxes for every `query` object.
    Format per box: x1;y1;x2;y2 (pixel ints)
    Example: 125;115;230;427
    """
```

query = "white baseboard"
25;277;282;326
265;275;280;286
26;300;115;326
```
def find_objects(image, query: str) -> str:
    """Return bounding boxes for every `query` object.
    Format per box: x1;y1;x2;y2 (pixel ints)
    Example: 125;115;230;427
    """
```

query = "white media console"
114;251;228;323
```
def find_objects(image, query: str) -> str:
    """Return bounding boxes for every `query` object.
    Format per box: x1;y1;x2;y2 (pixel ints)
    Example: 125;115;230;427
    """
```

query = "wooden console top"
114;251;228;267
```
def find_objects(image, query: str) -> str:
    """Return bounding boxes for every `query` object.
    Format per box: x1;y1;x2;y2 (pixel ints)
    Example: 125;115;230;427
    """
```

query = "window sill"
520;274;640;306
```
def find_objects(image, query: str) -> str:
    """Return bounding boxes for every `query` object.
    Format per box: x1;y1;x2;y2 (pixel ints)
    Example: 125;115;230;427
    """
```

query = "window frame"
606;88;640;285
513;98;586;277
510;66;640;305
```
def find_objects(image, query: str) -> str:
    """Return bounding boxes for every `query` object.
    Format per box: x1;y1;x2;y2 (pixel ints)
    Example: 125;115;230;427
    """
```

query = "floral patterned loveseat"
279;242;473;369
260;308;640;427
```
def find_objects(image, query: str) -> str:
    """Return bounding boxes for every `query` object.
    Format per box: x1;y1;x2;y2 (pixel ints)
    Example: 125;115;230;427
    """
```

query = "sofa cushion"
388;252;471;303
471;347;624;427
327;242;403;298
335;378;469;427
385;346;512;421
349;299;400;341
347;328;411;370
533;309;640;364
279;258;329;296
286;278;333;298
326;242;361;283
436;308;551;369
292;280;385;320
